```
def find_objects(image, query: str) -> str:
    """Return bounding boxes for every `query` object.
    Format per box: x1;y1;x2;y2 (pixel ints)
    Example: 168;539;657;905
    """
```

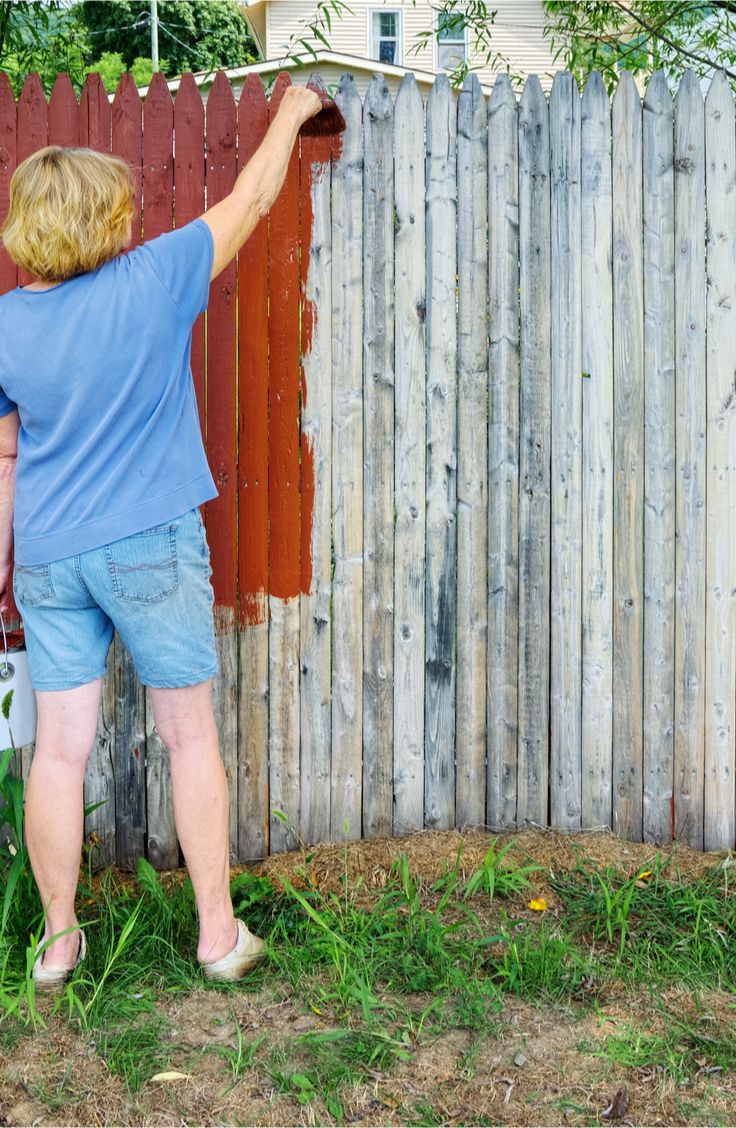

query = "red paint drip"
670;791;676;842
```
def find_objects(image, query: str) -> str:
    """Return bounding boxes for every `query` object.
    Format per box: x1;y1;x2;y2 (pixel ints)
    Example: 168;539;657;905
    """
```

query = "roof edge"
124;49;496;99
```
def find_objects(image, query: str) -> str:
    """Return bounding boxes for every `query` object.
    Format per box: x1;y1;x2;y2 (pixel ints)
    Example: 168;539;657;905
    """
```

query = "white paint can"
0;616;37;750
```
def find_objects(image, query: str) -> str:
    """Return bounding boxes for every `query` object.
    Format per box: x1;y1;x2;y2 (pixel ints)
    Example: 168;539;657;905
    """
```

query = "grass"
1;756;735;1123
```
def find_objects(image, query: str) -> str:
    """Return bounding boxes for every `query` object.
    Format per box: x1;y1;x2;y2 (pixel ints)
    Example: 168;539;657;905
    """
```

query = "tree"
78;0;257;79
87;51;170;93
0;1;89;94
539;1;736;92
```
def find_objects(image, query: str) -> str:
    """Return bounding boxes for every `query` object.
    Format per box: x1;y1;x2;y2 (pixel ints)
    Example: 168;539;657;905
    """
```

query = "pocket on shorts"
105;523;179;604
191;506;205;551
13;562;55;607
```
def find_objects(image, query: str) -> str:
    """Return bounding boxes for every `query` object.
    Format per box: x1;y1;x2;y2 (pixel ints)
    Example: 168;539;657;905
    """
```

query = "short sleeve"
136;218;214;323
0;387;16;418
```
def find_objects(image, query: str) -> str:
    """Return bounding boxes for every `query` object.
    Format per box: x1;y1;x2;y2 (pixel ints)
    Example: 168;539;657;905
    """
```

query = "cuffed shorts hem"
14;509;218;693
141;664;220;689
31;666;109;693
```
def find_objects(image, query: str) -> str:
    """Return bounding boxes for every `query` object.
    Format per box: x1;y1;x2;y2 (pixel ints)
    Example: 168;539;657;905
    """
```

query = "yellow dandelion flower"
528;897;547;911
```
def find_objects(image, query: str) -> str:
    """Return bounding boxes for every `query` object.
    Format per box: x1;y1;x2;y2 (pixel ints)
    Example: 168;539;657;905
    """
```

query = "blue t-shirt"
0;217;218;565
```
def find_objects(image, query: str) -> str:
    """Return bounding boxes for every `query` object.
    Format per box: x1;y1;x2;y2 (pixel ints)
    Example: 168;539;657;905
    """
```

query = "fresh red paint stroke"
237;75;270;627
205;72;238;614
174;74;206;422
298;106;344;599
266;72;301;605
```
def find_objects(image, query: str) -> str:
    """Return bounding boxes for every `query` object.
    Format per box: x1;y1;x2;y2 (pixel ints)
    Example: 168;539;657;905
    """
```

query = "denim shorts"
13;507;219;692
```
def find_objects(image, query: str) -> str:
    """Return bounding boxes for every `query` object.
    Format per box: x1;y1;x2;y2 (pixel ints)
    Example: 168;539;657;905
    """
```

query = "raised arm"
200;86;322;281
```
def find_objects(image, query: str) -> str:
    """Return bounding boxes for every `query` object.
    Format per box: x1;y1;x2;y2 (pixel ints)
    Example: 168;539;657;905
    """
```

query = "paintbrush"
298;72;346;137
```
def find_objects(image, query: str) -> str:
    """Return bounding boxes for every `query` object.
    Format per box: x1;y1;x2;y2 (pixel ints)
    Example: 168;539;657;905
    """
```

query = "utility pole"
150;0;159;71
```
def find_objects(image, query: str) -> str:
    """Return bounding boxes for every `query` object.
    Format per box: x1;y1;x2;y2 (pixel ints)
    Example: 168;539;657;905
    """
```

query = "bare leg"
147;680;236;964
24;679;101;969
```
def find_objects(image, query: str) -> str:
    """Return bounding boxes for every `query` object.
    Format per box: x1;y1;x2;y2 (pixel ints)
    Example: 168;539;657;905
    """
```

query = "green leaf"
1;690;13;723
291;1072;316;1090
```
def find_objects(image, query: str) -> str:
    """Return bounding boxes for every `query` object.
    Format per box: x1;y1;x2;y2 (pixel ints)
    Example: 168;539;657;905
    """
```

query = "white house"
239;0;560;97
137;0;563;104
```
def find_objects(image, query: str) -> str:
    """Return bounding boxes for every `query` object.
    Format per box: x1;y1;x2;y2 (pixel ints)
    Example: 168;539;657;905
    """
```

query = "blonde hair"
1;146;135;282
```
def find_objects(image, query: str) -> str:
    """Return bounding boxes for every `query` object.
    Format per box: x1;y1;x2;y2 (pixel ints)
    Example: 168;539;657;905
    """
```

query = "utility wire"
156;18;215;65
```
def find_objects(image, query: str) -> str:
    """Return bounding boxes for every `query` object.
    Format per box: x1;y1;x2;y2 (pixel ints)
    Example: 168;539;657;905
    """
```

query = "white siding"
257;0;558;94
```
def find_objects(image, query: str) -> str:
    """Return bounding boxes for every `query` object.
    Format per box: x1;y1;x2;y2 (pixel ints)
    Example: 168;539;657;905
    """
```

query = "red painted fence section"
173;74;205;420
267;72;302;605
237;75;269;628
112;73;143;247
0;75;17;295
0;70;324;632
205;72;238;621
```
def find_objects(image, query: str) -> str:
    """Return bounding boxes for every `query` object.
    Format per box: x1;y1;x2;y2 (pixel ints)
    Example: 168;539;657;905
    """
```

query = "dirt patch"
1;829;733;1127
2;987;734;1126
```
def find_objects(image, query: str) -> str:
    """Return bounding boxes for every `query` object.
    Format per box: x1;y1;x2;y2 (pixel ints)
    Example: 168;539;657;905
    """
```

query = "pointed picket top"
207;70;237;161
581;68;609;118
675;67;704;114
551;67;581;107
457;69;486;146
328;72;355;161
112;72;142;242
705;65;734;116
49;73;79;147
0;72;15;167
18;71;45;111
0;71;14;111
395;68;424;118
428;69;452;151
269;67;293;117
363;71;393;130
643;68;672;115
300;71;332;167
427;71;455;195
488;70;516;121
143;71;173;239
174;72;204;230
143;71;172;243
175;70;205;135
17;73;47;161
145;68;173;109
80;71;110;151
112;71;143;132
519;72;547;117
237;71;268;173
206;71;236;181
612;67;641;116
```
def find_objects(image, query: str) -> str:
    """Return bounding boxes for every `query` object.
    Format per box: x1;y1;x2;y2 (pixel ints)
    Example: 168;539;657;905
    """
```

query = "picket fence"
0;65;734;868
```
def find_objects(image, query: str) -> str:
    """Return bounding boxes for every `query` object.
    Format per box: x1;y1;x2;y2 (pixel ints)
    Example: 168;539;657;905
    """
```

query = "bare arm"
200;87;322;281
0;409;19;614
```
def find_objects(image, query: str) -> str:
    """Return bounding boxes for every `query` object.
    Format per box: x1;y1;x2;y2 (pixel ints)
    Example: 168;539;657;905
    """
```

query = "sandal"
199;919;267;982
33;928;86;993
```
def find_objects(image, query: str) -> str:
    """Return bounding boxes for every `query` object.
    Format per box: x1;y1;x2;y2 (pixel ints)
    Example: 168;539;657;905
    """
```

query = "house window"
435;7;468;72
369;9;401;66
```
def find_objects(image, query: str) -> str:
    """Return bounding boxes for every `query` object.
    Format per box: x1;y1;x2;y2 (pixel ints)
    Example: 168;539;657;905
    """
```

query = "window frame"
432;4;470;74
367;7;403;67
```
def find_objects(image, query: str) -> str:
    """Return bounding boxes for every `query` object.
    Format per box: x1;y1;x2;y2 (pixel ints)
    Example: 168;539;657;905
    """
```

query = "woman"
0;82;322;990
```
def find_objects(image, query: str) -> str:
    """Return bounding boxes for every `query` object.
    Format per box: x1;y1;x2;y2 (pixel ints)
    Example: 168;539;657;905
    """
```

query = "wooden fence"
0;65;734;868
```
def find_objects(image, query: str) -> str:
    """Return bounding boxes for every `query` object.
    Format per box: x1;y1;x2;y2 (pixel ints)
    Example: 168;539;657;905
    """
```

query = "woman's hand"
278;85;324;127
